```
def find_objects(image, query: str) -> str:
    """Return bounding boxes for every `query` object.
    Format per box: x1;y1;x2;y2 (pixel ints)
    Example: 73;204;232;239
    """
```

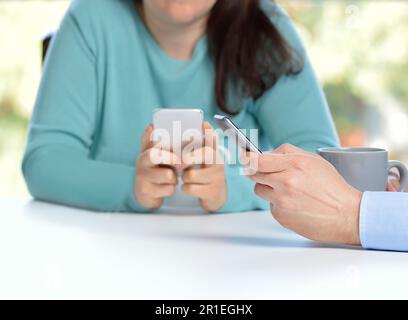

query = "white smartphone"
153;109;204;152
214;115;262;154
153;109;204;209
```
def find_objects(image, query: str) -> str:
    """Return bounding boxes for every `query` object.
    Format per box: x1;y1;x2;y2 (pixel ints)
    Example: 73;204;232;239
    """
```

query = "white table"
1;199;408;299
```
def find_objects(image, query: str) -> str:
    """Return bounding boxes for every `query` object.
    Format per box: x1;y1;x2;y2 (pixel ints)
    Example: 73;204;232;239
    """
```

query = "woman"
22;0;338;212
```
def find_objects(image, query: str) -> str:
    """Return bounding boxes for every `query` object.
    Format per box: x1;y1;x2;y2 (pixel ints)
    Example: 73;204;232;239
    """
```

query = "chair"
42;32;55;64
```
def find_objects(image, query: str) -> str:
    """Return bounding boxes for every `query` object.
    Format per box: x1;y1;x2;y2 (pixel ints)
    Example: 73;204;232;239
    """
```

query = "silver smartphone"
153;109;204;152
214;115;262;154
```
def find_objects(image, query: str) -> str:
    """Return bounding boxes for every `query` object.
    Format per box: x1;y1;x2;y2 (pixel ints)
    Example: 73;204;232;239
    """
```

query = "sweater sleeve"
22;8;146;212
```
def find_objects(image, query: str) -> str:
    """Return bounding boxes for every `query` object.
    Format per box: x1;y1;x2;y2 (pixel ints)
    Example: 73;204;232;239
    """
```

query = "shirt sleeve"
253;4;339;152
360;192;408;252
22;9;146;212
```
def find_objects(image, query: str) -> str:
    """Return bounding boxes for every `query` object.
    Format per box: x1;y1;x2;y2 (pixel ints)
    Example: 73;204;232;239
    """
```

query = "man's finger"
273;143;306;155
387;179;400;192
248;153;293;173
240;151;260;169
248;172;281;189
254;183;275;202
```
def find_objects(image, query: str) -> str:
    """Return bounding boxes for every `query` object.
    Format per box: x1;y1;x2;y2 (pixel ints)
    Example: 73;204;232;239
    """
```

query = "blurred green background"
1;0;408;197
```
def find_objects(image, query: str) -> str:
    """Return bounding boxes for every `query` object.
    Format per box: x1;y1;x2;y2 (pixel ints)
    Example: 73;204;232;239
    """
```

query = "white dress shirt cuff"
360;191;408;252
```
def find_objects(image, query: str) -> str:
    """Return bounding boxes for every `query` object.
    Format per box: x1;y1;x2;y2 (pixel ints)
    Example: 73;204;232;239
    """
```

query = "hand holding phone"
181;122;227;212
214;115;262;154
135;124;179;210
135;109;227;212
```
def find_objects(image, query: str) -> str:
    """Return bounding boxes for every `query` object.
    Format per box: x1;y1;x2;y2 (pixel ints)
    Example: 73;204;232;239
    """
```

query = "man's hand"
387;172;401;192
243;144;363;246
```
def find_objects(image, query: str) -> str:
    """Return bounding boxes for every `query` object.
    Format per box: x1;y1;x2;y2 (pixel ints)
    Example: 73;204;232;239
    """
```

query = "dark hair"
207;0;303;114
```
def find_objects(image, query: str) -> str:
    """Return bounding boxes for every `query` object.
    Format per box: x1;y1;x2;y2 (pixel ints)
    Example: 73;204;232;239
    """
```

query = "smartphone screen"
214;115;262;154
153;109;204;152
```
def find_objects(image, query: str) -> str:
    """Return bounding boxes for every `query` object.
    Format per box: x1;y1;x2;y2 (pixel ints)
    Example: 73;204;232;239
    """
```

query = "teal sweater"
22;0;338;212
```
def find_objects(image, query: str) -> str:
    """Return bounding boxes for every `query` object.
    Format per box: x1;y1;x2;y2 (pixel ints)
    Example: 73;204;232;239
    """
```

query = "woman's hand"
243;144;363;246
135;125;179;209
181;123;227;212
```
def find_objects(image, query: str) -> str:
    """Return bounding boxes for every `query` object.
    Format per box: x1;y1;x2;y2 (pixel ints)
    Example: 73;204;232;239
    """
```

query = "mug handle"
388;160;408;192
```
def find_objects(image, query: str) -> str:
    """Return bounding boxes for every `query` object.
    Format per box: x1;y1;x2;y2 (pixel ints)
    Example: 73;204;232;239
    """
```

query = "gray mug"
317;147;408;192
